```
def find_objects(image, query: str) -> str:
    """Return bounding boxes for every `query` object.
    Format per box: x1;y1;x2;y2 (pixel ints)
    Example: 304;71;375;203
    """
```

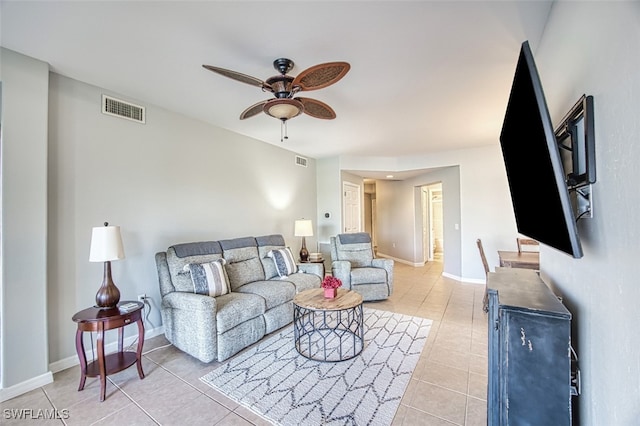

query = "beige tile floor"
1;259;488;425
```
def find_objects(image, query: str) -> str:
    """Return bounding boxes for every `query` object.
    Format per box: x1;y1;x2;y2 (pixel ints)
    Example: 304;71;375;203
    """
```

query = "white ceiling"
0;1;553;163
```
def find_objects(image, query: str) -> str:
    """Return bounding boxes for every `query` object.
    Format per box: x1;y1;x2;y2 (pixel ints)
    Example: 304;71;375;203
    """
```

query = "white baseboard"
442;271;462;281
462;277;486;285
443;271;485;284
2;326;165;402
375;252;423;267
0;371;53;403
376;253;486;284
1;324;162;403
49;325;165;374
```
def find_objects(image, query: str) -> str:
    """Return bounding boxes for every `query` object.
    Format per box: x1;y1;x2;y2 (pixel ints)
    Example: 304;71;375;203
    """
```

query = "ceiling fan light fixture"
202;58;349;136
263;99;304;120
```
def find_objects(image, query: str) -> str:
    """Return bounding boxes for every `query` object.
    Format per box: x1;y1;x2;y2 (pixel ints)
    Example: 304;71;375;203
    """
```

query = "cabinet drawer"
101;311;141;330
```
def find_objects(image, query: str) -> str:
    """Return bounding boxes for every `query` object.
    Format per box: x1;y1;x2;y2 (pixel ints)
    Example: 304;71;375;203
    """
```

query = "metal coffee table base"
293;303;364;362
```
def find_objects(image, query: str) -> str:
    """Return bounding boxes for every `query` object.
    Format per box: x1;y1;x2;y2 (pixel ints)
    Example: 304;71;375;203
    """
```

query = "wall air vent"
295;155;308;167
102;95;145;123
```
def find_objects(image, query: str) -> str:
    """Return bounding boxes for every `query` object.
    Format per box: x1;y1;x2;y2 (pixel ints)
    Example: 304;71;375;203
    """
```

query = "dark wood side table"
72;301;145;401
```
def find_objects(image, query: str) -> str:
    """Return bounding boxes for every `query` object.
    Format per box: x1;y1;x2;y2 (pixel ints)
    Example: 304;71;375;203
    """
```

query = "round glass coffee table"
293;288;364;362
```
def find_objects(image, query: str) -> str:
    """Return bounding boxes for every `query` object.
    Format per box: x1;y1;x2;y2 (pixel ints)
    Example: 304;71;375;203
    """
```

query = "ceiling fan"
202;58;350;140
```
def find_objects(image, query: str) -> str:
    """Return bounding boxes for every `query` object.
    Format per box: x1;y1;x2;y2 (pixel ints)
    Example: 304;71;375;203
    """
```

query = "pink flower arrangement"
322;275;342;289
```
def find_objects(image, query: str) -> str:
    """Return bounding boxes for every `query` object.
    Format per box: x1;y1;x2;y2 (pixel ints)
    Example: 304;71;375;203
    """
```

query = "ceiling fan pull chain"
280;119;289;142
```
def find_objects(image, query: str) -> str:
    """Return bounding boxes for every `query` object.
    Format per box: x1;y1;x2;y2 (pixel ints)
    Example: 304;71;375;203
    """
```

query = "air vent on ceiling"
295;155;308;167
102;95;145;123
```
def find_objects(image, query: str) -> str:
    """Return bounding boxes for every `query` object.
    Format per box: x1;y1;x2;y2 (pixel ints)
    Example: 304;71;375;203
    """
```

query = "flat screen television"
500;41;583;258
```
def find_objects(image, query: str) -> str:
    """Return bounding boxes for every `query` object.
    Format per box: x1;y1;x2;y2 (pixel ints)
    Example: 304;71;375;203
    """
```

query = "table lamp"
89;222;125;308
294;219;313;262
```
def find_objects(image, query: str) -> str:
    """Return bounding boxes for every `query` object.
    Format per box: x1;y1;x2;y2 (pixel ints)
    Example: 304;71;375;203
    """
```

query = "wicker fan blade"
240;100;268;120
203;65;272;91
297;97;336;119
292;62;350;91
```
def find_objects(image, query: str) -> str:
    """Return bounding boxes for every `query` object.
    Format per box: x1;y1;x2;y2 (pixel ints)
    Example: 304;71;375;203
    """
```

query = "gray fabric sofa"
330;232;394;301
155;234;322;363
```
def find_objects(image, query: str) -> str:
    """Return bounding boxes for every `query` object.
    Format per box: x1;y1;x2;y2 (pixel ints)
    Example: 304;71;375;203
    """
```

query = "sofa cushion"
256;234;286;247
279;272;321;293
184;259;229;297
165;243;224;293
351;267;387;285
256;234;287;280
333;233;374;268
338;233;372;244
219;237;258;262
220;237;266;290
235;280;295;310
335;242;373;268
215;292;265;334
225;258;265;291
173;241;224;258
267;248;298;277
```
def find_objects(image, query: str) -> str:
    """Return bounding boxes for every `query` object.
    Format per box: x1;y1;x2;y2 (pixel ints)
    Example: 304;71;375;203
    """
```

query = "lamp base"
95;261;121;308
300;237;309;262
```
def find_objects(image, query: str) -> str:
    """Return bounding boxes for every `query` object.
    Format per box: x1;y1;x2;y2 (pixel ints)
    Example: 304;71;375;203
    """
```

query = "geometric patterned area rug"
201;308;432;425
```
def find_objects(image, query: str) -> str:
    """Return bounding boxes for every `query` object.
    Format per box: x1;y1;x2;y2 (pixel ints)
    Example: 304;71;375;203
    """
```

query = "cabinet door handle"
494;320;499;330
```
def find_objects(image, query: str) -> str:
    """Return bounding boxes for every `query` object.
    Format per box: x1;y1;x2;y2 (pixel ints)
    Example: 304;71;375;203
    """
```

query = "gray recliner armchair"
330;232;393;301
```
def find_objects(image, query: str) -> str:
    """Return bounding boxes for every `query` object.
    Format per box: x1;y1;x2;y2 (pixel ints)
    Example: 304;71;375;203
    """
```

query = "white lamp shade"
294;219;313;237
89;225;125;262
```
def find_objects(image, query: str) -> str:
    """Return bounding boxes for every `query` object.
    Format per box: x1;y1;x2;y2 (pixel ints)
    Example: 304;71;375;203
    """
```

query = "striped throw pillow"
267;248;298;277
184;259;229;297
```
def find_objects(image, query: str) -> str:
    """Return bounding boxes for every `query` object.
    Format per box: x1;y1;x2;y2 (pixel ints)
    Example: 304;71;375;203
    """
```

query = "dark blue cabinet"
487;268;572;425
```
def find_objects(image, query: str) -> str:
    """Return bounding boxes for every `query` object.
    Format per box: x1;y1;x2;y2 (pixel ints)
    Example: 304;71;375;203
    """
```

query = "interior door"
422;188;432;262
343;182;361;233
431;189;443;257
421;183;443;262
371;198;377;251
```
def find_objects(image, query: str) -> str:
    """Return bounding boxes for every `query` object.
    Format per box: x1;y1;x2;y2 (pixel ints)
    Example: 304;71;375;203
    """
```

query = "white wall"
316;157;342;244
0;49;52;393
536;3;640;424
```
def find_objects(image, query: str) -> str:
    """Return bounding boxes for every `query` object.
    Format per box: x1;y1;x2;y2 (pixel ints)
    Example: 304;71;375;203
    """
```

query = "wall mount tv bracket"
555;95;596;220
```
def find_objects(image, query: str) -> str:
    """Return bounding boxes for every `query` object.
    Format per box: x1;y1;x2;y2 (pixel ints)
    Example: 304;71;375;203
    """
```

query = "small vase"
324;288;337;299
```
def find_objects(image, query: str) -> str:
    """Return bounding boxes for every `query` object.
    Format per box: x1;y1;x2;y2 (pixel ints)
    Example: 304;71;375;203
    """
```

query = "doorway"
421;183;443;263
364;180;376;254
342;181;361;233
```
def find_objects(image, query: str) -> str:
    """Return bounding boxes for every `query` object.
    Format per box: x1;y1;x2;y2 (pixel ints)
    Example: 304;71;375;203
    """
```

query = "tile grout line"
139;353;250;417
102;376;162;425
39;387;67;425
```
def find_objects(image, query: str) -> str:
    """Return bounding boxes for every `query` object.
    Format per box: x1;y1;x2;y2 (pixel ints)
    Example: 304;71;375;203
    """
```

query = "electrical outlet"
137;294;146;303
